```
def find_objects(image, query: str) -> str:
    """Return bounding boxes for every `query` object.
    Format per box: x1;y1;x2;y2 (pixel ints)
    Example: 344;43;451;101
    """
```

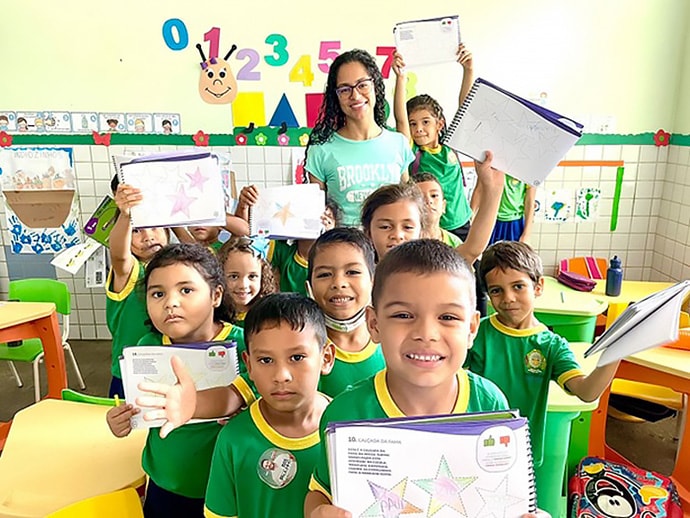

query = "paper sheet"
394;16;460;68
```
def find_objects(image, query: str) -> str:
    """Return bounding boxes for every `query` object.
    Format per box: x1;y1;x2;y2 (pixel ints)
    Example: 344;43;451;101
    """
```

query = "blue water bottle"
605;255;623;297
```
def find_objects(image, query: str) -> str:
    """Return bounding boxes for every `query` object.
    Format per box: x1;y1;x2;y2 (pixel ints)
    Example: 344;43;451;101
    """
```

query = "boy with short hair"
205;292;335;518
411;172;463;247
466;240;620;468
304;239;509;517
306;227;385;397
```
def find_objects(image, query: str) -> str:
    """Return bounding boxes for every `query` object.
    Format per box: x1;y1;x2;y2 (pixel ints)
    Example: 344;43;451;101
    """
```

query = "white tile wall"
0;142;686;338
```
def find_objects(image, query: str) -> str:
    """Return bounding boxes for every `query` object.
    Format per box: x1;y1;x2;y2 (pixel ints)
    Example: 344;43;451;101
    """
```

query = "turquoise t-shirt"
306;130;414;225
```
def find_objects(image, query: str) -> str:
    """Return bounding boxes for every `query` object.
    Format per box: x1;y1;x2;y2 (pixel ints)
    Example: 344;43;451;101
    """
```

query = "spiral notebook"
114;150;226;228
585;280;690;367
327;412;536;517
443;77;583;187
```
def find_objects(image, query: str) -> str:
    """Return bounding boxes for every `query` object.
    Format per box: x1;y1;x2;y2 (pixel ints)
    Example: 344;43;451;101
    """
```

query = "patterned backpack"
569;457;683;518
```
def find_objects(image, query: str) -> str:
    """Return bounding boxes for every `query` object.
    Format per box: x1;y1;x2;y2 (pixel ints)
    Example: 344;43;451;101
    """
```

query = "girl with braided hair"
305;49;414;226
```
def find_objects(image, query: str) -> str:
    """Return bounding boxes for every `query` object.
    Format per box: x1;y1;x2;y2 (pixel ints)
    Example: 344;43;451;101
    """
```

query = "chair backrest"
46;487;143;518
8;278;71;315
61;388;117;407
558;256;608;280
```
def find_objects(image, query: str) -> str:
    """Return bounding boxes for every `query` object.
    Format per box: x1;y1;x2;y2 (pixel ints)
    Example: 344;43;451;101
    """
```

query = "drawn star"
273;202;295;226
186;166;209;190
168;184;197;218
361;478;422;518
475;476;524;518
412;456;477;517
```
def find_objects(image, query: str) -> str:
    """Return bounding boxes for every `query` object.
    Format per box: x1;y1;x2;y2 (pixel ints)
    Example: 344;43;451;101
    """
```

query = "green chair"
61;388;116;406
0;278;86;402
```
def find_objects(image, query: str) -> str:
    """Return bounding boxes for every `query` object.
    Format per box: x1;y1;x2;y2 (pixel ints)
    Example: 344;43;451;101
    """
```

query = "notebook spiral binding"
525;425;538;514
442;79;481;146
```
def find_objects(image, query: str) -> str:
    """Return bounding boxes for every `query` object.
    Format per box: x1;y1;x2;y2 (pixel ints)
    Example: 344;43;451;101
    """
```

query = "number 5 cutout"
318;41;341;74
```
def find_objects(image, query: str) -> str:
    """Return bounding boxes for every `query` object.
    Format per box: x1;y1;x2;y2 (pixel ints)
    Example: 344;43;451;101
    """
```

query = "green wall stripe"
0;130;684;147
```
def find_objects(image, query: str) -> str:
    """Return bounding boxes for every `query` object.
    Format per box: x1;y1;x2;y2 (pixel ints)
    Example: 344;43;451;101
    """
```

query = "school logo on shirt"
257;448;298;488
524;349;546;374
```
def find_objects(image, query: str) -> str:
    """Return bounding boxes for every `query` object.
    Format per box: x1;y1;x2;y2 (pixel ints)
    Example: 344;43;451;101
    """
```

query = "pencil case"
556;270;596;292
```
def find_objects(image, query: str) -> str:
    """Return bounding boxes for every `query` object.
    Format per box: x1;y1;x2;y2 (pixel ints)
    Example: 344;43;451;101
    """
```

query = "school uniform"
464;314;584;466
140;322;245;517
105;260;149;397
413;144;472;233
204;399;324;518
267;240;309;296
317;339;385;398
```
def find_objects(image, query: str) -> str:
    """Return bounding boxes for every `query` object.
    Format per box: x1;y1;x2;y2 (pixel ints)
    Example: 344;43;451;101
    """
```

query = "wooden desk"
589;346;690;515
0;302;67;399
0;302;68;450
592;279;675;328
0;399;146;517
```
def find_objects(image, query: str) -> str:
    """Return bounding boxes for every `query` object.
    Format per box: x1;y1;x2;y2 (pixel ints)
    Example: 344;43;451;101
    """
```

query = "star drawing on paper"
475;476;523;518
273;202;295;226
412;456;477;517
168;184;197;218
187;166;209;190
360;478;422;518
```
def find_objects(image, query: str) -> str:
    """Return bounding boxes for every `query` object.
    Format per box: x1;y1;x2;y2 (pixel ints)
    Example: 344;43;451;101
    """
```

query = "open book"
327;412;536;517
585;280;690;366
115;150;226;228
393;15;461;68
120;341;238;429
249;183;325;240
443;78;583;187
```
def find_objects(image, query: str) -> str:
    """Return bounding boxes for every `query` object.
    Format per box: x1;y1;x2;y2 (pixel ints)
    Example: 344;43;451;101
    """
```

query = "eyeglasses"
335;77;374;98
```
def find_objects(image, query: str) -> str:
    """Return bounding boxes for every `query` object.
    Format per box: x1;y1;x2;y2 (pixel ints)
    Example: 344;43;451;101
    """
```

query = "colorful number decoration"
162;18;189;51
203;27;221;59
289;55;315;86
318;41;341;73
236;49;261;81
265;34;289;66
376;46;396;79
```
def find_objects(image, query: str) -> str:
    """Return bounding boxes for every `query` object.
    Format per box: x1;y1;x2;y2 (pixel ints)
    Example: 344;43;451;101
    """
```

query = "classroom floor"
0;340;681;475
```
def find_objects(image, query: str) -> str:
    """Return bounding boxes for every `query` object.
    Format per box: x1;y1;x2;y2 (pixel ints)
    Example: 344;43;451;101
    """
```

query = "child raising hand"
392;44;475;241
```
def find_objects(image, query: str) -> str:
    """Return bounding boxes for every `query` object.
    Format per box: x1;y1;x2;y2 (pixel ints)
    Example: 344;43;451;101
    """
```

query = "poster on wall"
540;188;573;222
0;147;81;254
575;188;601;221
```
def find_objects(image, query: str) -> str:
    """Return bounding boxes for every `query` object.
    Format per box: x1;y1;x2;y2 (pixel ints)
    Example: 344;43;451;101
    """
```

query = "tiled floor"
0;340;681;476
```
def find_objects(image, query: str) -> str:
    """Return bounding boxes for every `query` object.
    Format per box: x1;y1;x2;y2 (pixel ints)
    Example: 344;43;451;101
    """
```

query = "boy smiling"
304;239;508;517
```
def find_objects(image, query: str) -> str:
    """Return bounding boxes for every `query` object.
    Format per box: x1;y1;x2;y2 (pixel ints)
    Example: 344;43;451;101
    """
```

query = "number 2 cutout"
236;48;261;80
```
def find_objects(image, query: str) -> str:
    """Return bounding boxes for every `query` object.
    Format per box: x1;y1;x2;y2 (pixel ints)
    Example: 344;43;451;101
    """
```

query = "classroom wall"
672;13;690;132
2;0;689;133
2;0;690;339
